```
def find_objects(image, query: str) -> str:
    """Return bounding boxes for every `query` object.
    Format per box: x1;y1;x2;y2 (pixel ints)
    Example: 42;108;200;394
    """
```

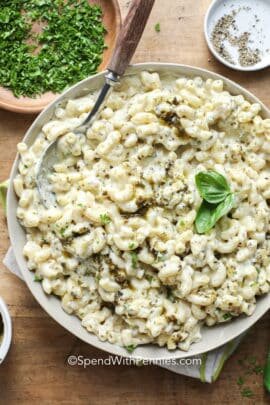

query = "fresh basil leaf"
195;193;234;234
195;200;217;234
212;193;234;224
195;170;231;204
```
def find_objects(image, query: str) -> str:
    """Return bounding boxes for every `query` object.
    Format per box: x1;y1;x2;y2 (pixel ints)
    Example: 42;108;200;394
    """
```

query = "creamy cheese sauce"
14;71;270;351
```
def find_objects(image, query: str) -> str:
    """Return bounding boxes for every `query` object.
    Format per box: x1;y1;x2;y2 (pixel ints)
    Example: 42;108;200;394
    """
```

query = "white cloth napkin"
3;246;244;382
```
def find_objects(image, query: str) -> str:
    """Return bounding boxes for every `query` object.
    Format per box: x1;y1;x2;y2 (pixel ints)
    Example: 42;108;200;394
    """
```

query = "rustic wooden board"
0;0;269;403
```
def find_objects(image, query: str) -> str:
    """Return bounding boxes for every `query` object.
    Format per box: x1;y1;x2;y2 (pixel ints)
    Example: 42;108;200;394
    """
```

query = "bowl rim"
0;297;12;364
7;62;270;360
204;0;270;72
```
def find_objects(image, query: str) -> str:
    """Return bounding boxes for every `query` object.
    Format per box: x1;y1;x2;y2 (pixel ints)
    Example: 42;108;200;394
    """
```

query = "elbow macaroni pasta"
15;72;270;351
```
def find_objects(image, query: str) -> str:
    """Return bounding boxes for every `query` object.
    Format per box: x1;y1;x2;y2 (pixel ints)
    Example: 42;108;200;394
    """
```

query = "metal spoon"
36;0;155;208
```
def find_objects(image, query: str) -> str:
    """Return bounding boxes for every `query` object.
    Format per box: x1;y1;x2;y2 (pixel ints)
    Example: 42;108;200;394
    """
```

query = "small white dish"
0;297;12;364
204;0;270;71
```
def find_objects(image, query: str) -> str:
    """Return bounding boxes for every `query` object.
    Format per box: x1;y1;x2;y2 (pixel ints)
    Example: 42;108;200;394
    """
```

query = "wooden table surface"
0;1;269;403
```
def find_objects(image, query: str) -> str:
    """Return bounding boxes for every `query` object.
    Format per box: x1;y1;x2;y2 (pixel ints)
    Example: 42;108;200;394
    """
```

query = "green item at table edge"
0;180;8;214
264;348;270;393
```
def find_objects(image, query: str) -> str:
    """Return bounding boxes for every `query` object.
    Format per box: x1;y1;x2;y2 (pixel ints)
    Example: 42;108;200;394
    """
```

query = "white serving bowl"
0;297;12;364
7;63;270;360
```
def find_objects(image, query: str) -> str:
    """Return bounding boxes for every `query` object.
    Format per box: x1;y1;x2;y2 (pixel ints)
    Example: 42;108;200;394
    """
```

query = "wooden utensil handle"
108;0;155;76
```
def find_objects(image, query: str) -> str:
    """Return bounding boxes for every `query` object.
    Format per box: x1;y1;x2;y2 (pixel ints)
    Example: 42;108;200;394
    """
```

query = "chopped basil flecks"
125;344;136;353
155;22;161;32
156;252;166;262
223;312;233;320
100;214;111;225
130;252;138;269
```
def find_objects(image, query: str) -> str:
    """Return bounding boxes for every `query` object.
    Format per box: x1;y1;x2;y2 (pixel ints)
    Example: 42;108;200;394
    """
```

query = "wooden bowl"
0;0;121;114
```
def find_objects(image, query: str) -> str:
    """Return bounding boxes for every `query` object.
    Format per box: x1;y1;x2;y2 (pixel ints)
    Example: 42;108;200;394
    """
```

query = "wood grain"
0;0;269;404
108;0;155;76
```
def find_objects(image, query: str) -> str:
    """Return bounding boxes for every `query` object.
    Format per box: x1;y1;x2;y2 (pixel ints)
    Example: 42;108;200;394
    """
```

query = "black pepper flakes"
211;8;262;67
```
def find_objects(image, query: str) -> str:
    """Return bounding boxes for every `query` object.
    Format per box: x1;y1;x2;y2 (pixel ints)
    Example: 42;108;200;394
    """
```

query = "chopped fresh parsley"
241;388;254;398
130;252;138;269
237;376;244;386
154;22;161;32
34;274;42;282
223;312;233;320
125;344;136;353
128;242;135;250
253;365;264;375
166;288;175;302
156;252;166;262
100;213;111;225
250;281;258;288
236;355;265;396
178;219;185;227
59;226;67;237
0;0;106;98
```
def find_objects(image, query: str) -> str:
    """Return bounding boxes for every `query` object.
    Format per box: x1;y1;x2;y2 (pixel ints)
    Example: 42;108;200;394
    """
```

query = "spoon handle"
107;0;155;76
